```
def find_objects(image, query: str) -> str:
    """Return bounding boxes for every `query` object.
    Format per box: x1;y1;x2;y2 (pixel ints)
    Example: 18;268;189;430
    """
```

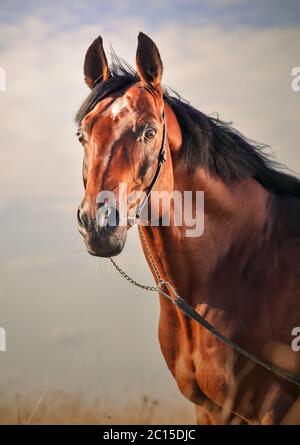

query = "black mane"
76;56;300;197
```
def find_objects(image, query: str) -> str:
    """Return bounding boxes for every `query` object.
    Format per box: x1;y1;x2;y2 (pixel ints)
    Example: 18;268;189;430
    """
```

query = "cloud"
1;1;299;28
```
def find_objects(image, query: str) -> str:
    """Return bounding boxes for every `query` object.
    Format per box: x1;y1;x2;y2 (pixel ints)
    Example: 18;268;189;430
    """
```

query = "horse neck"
140;165;274;307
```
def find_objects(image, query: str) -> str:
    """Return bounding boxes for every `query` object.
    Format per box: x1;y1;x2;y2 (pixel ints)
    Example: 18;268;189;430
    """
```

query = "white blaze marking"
111;97;127;119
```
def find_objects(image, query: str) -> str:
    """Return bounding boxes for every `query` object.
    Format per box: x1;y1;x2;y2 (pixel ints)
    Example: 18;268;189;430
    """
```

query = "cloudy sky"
0;0;299;409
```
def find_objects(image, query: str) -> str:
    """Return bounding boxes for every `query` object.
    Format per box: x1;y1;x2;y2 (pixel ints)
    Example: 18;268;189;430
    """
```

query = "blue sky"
1;0;300;29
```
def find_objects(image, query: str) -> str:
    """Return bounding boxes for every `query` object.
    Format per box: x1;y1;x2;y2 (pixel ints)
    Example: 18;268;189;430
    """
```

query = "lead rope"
109;226;300;387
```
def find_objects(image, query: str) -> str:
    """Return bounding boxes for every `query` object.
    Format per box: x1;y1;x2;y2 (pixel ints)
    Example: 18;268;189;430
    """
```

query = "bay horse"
76;33;300;424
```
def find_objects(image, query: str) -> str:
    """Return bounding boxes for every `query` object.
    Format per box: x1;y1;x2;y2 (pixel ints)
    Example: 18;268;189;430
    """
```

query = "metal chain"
109;225;164;291
109;256;157;292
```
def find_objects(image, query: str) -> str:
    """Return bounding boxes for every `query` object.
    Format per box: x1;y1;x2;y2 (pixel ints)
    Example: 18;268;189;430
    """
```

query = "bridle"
109;108;300;388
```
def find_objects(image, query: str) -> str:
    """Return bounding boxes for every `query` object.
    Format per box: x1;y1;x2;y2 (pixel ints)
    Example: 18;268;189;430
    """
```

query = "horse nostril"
77;208;82;225
77;207;83;226
77;207;90;229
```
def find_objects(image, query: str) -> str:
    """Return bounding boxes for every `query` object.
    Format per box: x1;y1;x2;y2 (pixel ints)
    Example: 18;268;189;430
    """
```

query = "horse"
76;32;300;424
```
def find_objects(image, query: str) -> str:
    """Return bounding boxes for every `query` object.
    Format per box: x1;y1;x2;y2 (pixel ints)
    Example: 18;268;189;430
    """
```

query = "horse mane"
76;55;300;197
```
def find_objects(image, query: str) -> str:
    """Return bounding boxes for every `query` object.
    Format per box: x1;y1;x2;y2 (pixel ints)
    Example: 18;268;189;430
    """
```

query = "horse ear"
136;32;163;88
84;36;111;89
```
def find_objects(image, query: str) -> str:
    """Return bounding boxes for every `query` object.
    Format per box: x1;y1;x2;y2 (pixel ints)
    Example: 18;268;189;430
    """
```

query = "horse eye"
144;126;157;141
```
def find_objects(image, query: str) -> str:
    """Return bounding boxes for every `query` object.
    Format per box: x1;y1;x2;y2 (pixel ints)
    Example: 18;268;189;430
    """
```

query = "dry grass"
0;391;195;425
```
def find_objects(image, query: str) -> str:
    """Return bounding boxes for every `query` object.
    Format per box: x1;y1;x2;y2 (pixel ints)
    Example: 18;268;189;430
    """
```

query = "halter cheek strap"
127;111;167;227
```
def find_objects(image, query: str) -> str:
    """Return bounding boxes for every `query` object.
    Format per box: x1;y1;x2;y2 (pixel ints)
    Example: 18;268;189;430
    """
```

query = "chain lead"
109;257;158;292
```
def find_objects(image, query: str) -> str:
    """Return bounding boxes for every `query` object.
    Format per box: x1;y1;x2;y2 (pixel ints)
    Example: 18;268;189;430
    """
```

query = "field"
0;391;195;425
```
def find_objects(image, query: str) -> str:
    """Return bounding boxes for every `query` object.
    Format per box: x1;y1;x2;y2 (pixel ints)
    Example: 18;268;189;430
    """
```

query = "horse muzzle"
77;203;127;257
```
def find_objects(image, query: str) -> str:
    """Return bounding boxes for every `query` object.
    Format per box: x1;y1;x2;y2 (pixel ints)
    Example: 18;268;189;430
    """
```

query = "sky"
0;0;299;410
